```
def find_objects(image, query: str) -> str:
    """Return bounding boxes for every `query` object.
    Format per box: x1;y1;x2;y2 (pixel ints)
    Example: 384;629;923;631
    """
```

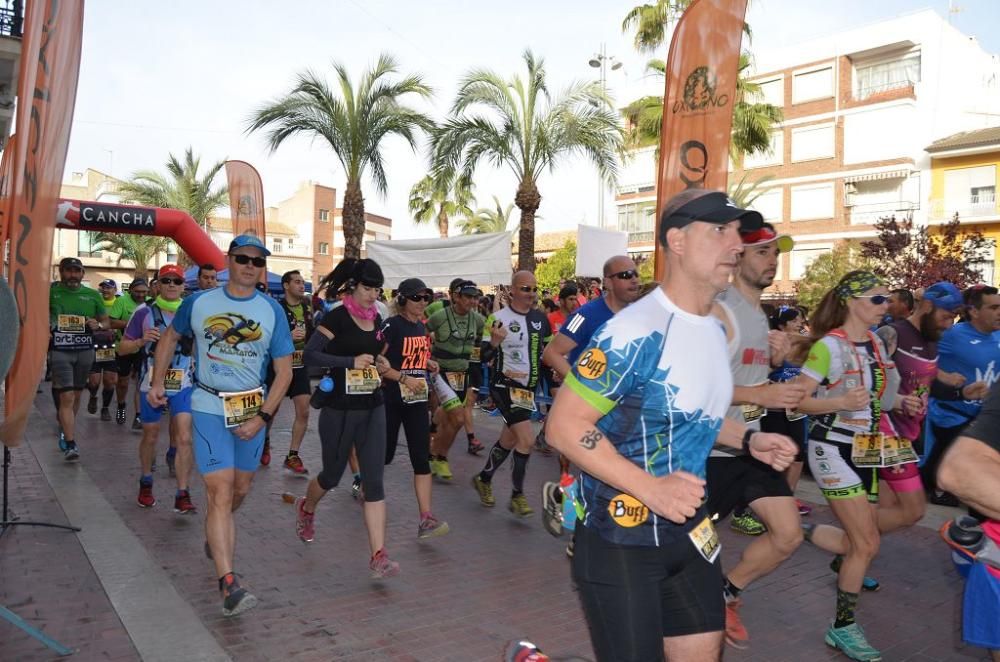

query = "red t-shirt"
548;310;566;333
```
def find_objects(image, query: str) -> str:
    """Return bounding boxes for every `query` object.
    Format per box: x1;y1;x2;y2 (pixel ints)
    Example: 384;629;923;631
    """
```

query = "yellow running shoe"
472;475;495;507
509;493;534;518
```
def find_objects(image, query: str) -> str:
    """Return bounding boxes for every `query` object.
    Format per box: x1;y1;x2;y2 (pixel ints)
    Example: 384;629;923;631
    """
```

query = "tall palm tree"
433;50;623;271
727;172;774;208
116;148;228;229
408;170;475;238
248;54;434;259
458;195;520;235
93;233;173;278
621;0;692;54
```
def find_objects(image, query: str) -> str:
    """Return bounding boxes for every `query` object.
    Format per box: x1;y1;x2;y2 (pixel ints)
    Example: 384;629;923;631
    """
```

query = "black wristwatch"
257;411;273;423
742;429;754;454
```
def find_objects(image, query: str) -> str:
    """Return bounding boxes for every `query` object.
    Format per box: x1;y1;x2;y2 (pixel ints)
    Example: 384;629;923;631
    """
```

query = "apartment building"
614;10;1000;293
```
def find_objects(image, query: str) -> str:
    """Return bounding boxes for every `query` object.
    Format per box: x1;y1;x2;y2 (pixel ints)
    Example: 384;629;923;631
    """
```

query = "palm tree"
458;195;520;235
727;172;774;208
408;170;475;238
116;148;228;229
248;54;434;259
621;0;692;54
433;50;623;271
93;233;173;278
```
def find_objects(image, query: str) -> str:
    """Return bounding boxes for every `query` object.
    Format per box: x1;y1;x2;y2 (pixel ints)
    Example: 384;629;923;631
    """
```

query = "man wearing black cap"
112;278;149;426
546;190;798;661
49;257;110;460
426;279;487;479
86;278;123;421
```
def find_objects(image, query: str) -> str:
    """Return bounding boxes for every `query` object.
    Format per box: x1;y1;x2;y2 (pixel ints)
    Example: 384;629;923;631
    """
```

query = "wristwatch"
257;410;273;423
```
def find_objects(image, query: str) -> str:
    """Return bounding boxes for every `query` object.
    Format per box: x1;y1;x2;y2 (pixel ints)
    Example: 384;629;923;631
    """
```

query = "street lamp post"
589;44;622;230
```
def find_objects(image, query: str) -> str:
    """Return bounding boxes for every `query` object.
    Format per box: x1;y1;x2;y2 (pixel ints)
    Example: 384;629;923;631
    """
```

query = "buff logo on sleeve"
577;348;608;380
608;494;649;527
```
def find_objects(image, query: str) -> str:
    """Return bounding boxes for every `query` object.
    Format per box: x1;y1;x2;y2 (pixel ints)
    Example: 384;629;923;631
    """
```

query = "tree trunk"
342;179;365;260
515;178;542;272
437;208;449;239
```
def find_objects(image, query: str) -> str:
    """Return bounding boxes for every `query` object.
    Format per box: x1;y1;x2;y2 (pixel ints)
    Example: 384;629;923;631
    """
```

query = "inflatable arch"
55;199;225;267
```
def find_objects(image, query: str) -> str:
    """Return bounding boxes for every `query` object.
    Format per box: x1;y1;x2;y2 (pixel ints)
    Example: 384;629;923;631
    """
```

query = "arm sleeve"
170;296;195;337
800;338;833;383
931;379;964;400
302;331;355;369
563;322;646;416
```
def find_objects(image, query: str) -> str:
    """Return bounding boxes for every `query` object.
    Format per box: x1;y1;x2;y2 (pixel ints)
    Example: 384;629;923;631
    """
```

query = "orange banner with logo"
1;0;86;447
0;133;14;258
224;160;267;241
652;0;748;279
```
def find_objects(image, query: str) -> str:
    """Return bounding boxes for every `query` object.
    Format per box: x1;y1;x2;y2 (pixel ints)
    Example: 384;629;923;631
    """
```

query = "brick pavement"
0;390;994;661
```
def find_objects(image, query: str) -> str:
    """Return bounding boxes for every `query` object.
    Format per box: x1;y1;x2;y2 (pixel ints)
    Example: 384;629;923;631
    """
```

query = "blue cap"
228;234;271;257
924;282;963;312
99;279;116;288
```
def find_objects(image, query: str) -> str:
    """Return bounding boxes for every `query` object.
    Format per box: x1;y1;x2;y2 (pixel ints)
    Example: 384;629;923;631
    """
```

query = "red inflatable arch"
56;199;225;267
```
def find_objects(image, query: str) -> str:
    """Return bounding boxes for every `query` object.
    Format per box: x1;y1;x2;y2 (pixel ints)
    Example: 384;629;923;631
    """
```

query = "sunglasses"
406;294;432;303
518;286;538;293
231;254;267;268
854;294;888;305
159;278;184;286
609;269;638;280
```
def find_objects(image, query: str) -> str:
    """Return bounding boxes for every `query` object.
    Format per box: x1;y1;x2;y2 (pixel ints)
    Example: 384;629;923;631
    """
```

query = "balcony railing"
0;0;22;38
847;200;918;225
856;78;915;101
929;194;1000;221
627;230;655;244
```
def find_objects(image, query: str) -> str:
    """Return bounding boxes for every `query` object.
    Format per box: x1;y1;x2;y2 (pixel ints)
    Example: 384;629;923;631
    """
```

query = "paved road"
0;390;991;661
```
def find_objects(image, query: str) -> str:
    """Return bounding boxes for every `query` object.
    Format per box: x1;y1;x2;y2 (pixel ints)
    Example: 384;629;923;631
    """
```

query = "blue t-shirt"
564;287;732;547
562;296;615;365
171;287;294;415
929;321;1000;428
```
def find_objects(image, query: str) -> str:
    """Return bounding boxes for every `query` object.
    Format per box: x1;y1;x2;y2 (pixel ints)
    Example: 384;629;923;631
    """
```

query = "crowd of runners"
43;188;1000;661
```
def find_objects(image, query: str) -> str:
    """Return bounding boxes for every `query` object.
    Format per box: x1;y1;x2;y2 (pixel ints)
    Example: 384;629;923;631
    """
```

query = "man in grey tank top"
707;223;807;649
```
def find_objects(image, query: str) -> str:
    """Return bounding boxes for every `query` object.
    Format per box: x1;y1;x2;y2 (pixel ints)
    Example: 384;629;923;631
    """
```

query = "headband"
836;271;883;301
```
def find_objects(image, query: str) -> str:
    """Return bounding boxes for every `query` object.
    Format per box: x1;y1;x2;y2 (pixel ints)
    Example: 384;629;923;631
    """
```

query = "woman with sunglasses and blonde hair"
792;270;902;661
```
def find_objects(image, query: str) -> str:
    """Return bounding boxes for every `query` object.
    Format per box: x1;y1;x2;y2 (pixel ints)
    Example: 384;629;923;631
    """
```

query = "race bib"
469;346;481;363
221;387;263;428
95;347;116;363
346;368;380;395
881;436;918;467
57;314;86;333
741;403;764;423
292;350;304;369
688;517;721;563
445;371;466;392
852;432;884;467
510;387;536;411
164;368;184;394
399;374;429;404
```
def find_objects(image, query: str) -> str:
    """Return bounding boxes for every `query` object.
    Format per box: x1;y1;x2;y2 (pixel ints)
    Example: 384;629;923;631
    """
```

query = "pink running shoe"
295;497;315;543
369;548;400;579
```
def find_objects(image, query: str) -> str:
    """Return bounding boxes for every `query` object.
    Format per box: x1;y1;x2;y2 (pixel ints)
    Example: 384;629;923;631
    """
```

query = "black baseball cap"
448;277;466;293
658;190;763;246
99;279;116;289
129;278;148;288
398;278;431;297
456;280;482;297
59;257;83;269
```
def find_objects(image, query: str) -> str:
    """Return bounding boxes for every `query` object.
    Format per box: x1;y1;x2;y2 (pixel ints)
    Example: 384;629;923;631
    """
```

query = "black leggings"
384;399;431;474
317;405;386;501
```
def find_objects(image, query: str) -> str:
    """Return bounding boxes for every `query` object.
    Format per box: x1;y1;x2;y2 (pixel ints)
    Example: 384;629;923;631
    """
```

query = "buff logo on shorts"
577;348;608;380
608;494;649;527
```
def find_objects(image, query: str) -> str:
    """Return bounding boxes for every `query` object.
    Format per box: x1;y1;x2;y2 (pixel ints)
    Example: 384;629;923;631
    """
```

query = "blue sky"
63;1;1000;240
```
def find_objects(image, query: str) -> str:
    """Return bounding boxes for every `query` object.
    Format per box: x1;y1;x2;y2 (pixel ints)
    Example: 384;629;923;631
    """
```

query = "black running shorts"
266;364;312;399
705;454;794;521
489;380;534;426
572;523;724;661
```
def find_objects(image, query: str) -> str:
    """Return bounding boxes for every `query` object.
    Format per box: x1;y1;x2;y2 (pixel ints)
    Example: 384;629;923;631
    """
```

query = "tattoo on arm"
580;429;601;450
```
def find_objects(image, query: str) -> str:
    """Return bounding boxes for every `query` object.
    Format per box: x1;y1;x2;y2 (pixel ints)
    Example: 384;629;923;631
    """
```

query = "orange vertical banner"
224;160;267;240
652;0;748;279
0;133;14;259
1;0;86;447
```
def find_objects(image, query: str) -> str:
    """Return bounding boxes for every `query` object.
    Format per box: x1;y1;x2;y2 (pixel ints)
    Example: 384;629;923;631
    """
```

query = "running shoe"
504;640;551;662
260;440;271;467
797;499;813;516
116;404;127;425
166;451;176;478
100;407;111;422
824;622;881;661
467;436;485;455
87;393;97;415
63;442;79;462
58;430;67;452
509;493;534;518
435;457;453;481
428;457;443;478
351;476;362;501
541;481;564;537
369;548;400;579
173;490;197;515
137;480;156;508
284;453;308;475
417;515;450;539
725;598;750;649
830;556;880;591
730;510;766;536
472;475;495;507
295;496;315;543
131;414;142;431
221;575;258;618
534;429;553;456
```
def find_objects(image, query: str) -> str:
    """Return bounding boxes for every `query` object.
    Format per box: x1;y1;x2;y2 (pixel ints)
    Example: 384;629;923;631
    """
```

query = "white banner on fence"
366;232;513;289
576;224;629;277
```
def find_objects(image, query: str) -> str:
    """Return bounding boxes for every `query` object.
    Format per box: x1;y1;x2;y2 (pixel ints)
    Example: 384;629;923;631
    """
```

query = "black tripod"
0;444;82;538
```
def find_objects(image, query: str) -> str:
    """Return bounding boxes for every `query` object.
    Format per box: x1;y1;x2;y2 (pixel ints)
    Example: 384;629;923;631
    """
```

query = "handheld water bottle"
319;373;334;392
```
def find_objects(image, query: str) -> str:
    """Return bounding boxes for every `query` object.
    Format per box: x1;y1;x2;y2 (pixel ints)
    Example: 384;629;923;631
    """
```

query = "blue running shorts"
139;387;193;424
191;410;265;474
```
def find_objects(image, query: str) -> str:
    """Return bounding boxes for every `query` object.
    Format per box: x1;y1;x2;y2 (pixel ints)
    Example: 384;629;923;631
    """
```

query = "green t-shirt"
107;295;140;343
49;282;105;351
425;299;448;319
426;306;485;372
